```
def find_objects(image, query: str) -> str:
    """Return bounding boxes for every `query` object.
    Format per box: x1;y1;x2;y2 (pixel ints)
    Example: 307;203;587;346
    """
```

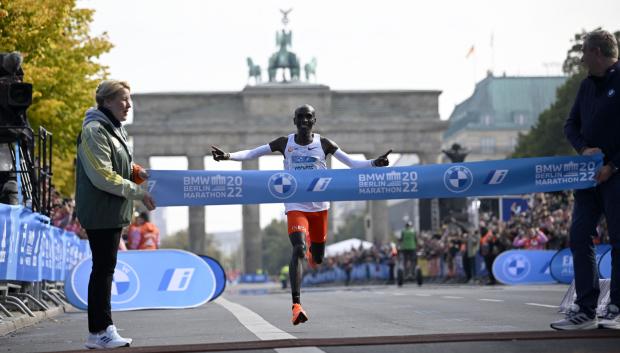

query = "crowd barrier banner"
199;255;227;301
0;203;89;282
492;250;557;285
148;155;602;206
65;249;217;311
550;245;611;284
599;249;611;279
239;273;269;283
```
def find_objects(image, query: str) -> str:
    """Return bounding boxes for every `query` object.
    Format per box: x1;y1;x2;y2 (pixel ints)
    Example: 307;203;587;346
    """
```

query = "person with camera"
75;80;156;348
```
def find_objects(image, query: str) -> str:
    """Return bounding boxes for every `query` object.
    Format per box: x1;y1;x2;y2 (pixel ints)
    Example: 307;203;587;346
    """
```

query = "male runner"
211;104;391;325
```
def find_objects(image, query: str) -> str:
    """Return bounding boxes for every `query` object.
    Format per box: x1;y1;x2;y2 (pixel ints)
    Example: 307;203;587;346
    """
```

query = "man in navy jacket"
552;29;620;330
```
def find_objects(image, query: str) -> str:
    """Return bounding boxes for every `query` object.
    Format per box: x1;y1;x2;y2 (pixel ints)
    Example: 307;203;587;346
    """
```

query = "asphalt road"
2;282;619;353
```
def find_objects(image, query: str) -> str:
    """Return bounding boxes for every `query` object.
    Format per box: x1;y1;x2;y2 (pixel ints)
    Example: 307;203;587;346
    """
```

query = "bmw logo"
502;254;531;280
111;261;140;304
268;172;297;199
609;89;616;98
443;165;474;193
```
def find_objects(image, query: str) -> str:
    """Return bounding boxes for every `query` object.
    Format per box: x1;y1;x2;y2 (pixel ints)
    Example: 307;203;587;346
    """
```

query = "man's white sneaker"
550;304;598;330
84;325;132;349
599;304;620;329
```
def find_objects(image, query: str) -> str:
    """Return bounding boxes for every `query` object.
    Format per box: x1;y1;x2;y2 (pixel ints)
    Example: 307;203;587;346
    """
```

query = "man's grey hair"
584;30;619;59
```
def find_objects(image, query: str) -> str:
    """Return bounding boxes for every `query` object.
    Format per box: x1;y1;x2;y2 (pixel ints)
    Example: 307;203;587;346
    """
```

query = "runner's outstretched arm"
211;137;287;161
332;148;392;168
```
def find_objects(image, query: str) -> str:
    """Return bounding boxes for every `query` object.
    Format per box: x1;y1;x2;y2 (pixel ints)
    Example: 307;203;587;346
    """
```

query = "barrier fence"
0;203;90;282
303;248;612;286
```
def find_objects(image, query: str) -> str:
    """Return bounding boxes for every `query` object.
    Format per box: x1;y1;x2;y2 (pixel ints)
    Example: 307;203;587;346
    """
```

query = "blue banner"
0;203;89;282
599;249;611;279
492;250;556;285
65;250;217;311
550;245;611;284
148;155;602;206
239;273;270;283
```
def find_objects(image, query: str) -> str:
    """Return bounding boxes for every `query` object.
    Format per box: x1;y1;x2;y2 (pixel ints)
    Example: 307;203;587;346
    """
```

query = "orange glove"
132;164;146;185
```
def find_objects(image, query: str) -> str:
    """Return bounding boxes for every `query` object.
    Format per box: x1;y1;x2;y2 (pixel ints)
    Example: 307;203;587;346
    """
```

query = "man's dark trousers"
571;174;620;317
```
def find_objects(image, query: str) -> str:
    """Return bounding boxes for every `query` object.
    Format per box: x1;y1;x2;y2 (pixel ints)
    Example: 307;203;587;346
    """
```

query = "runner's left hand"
373;149;392;167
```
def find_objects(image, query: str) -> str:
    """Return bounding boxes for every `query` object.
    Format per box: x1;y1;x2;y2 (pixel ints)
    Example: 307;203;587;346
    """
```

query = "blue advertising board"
65;250;217;311
599;249;611;279
199;255;227;301
550;245;611;284
492;250;556;285
501;197;529;221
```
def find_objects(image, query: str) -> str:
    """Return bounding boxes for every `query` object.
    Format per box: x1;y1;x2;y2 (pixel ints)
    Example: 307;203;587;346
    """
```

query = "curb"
0;305;66;337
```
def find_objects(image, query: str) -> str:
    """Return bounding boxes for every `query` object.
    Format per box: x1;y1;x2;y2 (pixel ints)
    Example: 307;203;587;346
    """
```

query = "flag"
466;45;475;59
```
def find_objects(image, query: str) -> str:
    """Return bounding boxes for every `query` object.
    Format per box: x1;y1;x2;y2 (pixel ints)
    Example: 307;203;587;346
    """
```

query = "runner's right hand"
211;145;230;161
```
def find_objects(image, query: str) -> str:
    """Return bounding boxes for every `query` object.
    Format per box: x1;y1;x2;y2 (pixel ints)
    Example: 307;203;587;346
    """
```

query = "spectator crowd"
305;192;610;285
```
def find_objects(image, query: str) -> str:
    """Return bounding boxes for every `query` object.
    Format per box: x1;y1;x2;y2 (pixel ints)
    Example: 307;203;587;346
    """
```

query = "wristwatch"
609;162;619;174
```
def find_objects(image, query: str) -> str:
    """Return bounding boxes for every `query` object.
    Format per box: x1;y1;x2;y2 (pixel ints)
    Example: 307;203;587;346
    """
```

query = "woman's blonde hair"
95;80;130;106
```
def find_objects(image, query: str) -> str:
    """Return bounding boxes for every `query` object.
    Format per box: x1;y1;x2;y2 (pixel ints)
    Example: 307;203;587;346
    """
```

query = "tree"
261;219;290;276
512;29;620;158
332;212;365;244
160;228;223;260
0;0;112;195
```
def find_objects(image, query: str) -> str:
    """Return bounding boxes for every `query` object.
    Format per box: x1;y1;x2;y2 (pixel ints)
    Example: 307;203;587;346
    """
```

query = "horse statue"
304;57;317;82
246;57;262;84
268;29;300;82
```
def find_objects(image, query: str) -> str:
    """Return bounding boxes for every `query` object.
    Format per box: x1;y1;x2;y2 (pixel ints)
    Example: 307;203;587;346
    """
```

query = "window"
513;113;527;125
480;137;496;154
480;114;492;126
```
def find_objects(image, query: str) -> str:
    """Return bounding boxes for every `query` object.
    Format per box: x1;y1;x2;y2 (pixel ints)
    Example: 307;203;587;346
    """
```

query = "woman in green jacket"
75;80;155;349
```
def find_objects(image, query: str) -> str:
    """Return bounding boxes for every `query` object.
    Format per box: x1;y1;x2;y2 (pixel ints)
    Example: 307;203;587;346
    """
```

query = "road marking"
479;299;504;302
216;297;325;353
525;302;559;308
442;296;464;299
415;293;431;297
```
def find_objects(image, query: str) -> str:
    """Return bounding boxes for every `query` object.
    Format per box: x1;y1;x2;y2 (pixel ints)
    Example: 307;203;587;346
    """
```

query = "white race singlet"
283;133;329;213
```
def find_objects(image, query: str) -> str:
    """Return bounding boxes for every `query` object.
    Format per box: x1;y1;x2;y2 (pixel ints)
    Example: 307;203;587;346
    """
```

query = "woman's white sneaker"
84;325;132;349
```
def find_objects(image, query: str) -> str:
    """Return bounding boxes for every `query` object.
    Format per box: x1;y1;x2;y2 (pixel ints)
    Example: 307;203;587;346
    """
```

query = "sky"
78;0;620;235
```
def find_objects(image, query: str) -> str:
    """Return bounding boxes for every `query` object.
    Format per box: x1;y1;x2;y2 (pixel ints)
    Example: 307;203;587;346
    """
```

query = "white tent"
325;238;373;257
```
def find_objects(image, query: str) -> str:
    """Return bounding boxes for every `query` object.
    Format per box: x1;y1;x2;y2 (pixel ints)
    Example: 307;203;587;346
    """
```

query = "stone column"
187;155;206;254
369;200;389;244
418;152;442;232
365;151;390;244
326;155;335;235
242;159;262;274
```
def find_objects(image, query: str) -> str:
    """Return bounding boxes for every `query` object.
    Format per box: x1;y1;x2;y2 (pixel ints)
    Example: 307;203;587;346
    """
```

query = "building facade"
443;73;567;161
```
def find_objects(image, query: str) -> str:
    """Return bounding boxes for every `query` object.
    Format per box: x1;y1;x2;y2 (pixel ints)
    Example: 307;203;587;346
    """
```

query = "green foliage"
160;228;223;260
513;29;619;158
512;73;585;157
0;0;112;195
261;219;290;275
332;212;365;244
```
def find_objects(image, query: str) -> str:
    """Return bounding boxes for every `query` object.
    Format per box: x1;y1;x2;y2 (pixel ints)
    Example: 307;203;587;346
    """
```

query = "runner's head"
293;104;316;132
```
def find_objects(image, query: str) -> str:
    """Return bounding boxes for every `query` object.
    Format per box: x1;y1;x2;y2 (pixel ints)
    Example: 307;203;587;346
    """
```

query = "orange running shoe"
305;233;317;269
291;304;308;325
